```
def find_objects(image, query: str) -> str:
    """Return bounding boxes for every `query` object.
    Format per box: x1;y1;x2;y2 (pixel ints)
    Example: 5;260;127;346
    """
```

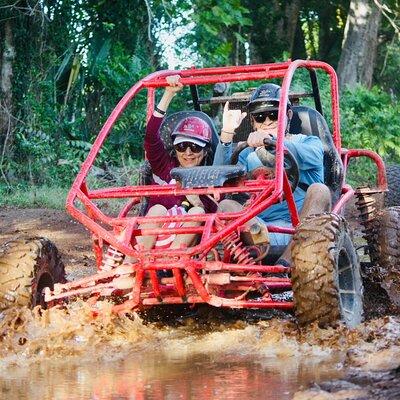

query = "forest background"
0;0;399;207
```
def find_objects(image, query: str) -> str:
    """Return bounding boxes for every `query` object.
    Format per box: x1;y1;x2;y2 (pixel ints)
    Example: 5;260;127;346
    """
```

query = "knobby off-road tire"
368;207;400;307
385;164;400;207
0;237;66;309
291;214;363;328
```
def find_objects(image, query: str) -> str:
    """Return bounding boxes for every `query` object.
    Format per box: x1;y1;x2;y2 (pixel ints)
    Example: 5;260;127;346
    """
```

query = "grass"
0;158;142;211
0;185;69;210
0;184;140;217
345;158;387;189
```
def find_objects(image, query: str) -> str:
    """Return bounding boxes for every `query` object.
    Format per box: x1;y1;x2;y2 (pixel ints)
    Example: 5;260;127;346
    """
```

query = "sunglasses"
174;142;204;153
252;111;279;123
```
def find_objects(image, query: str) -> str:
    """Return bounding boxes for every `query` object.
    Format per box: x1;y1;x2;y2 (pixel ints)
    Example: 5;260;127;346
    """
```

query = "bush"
340;85;400;185
340;86;400;160
0;184;69;209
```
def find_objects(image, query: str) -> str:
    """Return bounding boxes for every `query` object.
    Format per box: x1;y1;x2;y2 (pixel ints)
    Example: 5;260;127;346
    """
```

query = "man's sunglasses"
252;110;279;123
174;142;204;153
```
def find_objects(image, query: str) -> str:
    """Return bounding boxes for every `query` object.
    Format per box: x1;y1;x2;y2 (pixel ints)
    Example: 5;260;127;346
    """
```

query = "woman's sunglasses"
252;110;279;123
174;142;204;153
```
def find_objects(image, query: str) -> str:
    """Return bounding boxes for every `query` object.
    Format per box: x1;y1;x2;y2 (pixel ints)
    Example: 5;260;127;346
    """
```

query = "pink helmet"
171;117;212;147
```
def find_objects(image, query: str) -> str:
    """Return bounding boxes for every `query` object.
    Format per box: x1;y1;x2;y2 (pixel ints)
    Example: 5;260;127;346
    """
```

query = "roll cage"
47;60;387;313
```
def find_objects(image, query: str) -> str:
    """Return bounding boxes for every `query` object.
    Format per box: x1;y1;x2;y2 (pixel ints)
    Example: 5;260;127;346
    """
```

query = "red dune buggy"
1;60;399;327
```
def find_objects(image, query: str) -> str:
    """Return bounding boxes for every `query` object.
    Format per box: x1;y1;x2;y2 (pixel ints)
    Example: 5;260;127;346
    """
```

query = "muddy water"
0;304;399;400
0;351;343;399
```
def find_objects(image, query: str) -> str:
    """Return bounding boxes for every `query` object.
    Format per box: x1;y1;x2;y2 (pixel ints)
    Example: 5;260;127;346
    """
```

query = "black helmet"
247;83;291;114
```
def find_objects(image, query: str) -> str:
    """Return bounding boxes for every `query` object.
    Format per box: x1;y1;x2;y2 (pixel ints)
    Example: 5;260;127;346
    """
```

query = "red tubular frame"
47;60;387;313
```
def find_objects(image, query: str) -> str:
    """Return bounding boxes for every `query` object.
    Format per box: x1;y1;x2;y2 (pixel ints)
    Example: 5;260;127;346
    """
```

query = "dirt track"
0;207;96;279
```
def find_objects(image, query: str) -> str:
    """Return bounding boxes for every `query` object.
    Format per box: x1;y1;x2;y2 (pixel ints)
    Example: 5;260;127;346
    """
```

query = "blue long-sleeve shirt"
213;134;324;222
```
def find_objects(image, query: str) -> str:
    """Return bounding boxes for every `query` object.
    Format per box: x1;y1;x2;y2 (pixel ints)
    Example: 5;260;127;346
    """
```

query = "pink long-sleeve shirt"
144;115;217;213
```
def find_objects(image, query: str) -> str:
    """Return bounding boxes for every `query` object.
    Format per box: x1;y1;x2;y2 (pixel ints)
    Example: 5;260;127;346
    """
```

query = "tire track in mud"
0;207;96;280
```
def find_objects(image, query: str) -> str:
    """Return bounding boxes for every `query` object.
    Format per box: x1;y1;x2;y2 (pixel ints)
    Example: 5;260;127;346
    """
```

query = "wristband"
154;105;166;115
221;130;235;135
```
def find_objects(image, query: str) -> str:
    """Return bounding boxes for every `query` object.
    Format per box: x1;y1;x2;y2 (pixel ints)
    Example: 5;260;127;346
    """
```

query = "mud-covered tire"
385;164;400;207
368;207;400;306
291;214;363;328
0;237;66;309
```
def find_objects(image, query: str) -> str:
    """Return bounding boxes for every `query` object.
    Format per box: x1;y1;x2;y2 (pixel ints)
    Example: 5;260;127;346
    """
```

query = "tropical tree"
337;0;382;90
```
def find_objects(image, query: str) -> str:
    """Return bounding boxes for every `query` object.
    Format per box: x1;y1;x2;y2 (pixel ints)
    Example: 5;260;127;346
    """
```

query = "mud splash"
294;316;400;399
0;304;337;399
0;304;399;399
0;305;347;365
0;303;398;366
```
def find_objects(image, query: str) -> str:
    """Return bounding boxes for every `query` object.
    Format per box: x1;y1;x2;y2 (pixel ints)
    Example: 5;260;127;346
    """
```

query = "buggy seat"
289;106;344;203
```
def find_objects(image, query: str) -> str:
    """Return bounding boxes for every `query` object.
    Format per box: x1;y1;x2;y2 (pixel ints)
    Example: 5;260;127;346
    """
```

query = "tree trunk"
337;0;382;90
246;0;301;63
291;17;307;60
317;1;349;67
0;20;15;159
277;0;301;57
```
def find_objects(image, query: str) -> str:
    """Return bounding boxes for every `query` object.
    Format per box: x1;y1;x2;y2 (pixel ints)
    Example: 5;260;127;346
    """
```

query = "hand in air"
165;75;183;95
222;102;247;134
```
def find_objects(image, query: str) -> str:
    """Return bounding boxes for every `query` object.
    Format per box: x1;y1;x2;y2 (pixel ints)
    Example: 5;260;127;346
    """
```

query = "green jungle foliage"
340;86;400;185
0;0;399;201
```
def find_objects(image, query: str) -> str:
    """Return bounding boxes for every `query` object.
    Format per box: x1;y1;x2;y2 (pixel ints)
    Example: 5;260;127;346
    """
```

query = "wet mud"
0;207;400;399
0;303;399;399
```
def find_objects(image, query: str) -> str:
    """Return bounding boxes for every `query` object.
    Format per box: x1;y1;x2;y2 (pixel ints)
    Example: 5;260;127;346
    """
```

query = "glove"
222;102;247;134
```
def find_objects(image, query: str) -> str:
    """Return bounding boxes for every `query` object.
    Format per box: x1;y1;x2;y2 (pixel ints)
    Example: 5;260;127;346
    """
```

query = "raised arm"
213;102;247;166
153;75;183;117
144;75;183;179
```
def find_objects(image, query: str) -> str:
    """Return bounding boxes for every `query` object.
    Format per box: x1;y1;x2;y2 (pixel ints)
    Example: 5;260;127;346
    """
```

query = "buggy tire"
368;207;400;307
0;237;66;309
291;214;363;328
385;164;400;207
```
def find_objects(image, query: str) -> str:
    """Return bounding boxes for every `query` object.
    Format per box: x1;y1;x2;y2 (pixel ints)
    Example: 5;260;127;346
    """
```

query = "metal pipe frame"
53;60;385;313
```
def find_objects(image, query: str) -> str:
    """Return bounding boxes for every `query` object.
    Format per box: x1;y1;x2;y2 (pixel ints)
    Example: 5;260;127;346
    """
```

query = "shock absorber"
100;245;125;271
355;187;383;278
220;230;255;265
355;187;381;241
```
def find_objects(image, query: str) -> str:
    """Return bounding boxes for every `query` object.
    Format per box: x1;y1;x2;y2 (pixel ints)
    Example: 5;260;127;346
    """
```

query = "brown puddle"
0;351;343;399
0;303;399;399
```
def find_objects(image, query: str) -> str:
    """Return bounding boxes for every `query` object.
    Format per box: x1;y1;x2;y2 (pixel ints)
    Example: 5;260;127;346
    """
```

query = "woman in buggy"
138;75;217;251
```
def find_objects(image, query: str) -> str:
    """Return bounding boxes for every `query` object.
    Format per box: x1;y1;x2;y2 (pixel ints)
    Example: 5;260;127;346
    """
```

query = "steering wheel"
230;138;299;192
